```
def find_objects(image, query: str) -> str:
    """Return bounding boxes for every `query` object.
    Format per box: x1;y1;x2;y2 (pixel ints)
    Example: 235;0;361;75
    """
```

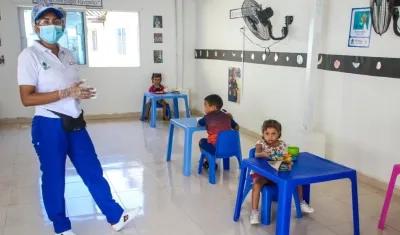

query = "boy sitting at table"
144;73;170;121
197;94;240;170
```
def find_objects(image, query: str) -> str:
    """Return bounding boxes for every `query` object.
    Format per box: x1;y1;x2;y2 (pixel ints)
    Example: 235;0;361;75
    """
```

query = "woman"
17;3;140;235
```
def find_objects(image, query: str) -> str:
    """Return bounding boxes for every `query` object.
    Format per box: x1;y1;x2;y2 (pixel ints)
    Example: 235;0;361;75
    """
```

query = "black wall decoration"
194;49;400;79
194;49;307;68
318;54;400;79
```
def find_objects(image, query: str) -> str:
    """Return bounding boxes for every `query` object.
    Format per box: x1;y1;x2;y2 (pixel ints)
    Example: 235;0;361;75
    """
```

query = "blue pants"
199;138;216;155
31;116;124;233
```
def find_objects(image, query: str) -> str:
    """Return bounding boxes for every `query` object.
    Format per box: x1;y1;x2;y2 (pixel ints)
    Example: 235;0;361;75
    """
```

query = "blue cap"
31;2;64;23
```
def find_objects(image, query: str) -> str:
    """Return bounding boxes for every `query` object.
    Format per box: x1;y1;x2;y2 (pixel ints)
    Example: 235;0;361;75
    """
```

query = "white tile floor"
0;119;400;235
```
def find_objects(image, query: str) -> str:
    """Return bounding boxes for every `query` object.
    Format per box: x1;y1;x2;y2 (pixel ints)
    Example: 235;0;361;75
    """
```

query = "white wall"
320;0;400;184
194;0;312;136
194;0;400;184
0;0;197;119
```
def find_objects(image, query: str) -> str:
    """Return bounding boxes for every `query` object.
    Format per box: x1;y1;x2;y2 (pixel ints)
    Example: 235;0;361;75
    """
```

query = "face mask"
38;25;64;44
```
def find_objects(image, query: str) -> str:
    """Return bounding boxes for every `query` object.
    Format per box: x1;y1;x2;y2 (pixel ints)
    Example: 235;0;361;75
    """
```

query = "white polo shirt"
17;41;82;118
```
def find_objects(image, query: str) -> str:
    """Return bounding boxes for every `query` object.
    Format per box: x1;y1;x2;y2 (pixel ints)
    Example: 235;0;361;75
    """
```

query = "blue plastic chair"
198;130;242;184
241;148;303;225
141;102;171;121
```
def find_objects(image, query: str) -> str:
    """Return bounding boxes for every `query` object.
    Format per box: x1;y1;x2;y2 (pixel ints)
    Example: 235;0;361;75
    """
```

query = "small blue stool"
241;148;303;225
198;130;242;184
141;102;171;121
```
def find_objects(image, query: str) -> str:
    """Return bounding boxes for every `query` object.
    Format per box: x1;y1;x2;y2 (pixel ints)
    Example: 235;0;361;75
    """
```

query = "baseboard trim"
0;112;140;125
0;111;193;125
193;109;399;197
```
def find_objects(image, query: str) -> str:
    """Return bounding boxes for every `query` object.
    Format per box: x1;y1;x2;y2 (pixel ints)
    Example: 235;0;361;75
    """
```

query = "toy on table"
268;153;293;171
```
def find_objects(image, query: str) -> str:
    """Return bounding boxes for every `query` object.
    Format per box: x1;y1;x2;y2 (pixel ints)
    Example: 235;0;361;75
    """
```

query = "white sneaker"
112;207;142;231
56;230;76;235
300;201;315;213
250;210;260;225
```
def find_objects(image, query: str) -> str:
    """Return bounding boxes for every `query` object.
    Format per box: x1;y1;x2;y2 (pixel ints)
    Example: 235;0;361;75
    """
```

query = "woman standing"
17;2;140;235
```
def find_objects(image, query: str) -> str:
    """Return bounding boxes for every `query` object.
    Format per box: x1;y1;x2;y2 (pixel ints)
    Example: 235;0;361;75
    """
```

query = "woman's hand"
59;81;97;99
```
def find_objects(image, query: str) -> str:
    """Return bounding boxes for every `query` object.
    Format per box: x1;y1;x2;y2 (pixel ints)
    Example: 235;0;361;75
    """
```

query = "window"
86;11;140;67
19;8;140;67
20;9;86;65
116;28;126;55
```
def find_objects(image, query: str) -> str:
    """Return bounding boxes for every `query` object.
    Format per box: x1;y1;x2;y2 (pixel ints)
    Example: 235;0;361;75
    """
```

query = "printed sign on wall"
228;67;241;104
348;7;372;48
32;0;103;7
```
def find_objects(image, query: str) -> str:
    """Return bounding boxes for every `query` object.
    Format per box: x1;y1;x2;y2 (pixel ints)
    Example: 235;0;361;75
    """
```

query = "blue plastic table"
141;92;190;128
166;118;206;176
233;153;360;235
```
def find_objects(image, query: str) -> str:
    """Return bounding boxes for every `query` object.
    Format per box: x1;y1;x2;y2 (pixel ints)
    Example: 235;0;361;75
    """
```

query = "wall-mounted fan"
371;0;394;35
391;0;400;36
241;0;293;41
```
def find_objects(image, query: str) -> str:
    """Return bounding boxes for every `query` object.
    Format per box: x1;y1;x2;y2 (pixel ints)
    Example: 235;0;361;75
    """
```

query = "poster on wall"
153;16;163;28
154;33;163;43
154;50;163;63
32;0;103;7
228;67;241;104
348;7;372;48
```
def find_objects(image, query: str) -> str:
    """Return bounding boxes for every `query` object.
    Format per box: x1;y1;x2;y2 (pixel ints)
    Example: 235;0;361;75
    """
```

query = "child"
197;94;240;170
145;73;170;120
250;119;314;225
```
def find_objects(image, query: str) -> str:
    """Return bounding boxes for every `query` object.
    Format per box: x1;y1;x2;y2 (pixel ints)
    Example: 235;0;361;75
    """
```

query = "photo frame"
153;16;163;28
154;50;163;63
154;33;163;43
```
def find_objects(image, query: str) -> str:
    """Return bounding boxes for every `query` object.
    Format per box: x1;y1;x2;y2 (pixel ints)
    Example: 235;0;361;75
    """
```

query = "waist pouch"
48;110;86;132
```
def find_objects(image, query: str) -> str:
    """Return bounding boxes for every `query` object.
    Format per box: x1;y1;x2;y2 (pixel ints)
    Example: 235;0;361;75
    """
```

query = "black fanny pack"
48;110;86;132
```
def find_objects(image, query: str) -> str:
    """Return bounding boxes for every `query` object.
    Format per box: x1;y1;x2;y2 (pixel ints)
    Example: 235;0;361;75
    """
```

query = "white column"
303;0;325;132
175;0;184;89
292;0;326;158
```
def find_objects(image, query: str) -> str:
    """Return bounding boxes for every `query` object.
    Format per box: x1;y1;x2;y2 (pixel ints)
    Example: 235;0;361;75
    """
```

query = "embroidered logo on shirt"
42;62;51;70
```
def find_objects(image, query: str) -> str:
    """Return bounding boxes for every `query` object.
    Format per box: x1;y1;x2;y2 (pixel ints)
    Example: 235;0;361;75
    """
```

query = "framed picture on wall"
153;16;163;28
154;33;163;43
154;50;163;63
348;7;372;48
228;67;241;104
0;55;5;65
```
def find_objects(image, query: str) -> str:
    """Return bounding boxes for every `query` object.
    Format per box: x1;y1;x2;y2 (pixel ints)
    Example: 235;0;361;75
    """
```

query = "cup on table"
288;146;300;161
